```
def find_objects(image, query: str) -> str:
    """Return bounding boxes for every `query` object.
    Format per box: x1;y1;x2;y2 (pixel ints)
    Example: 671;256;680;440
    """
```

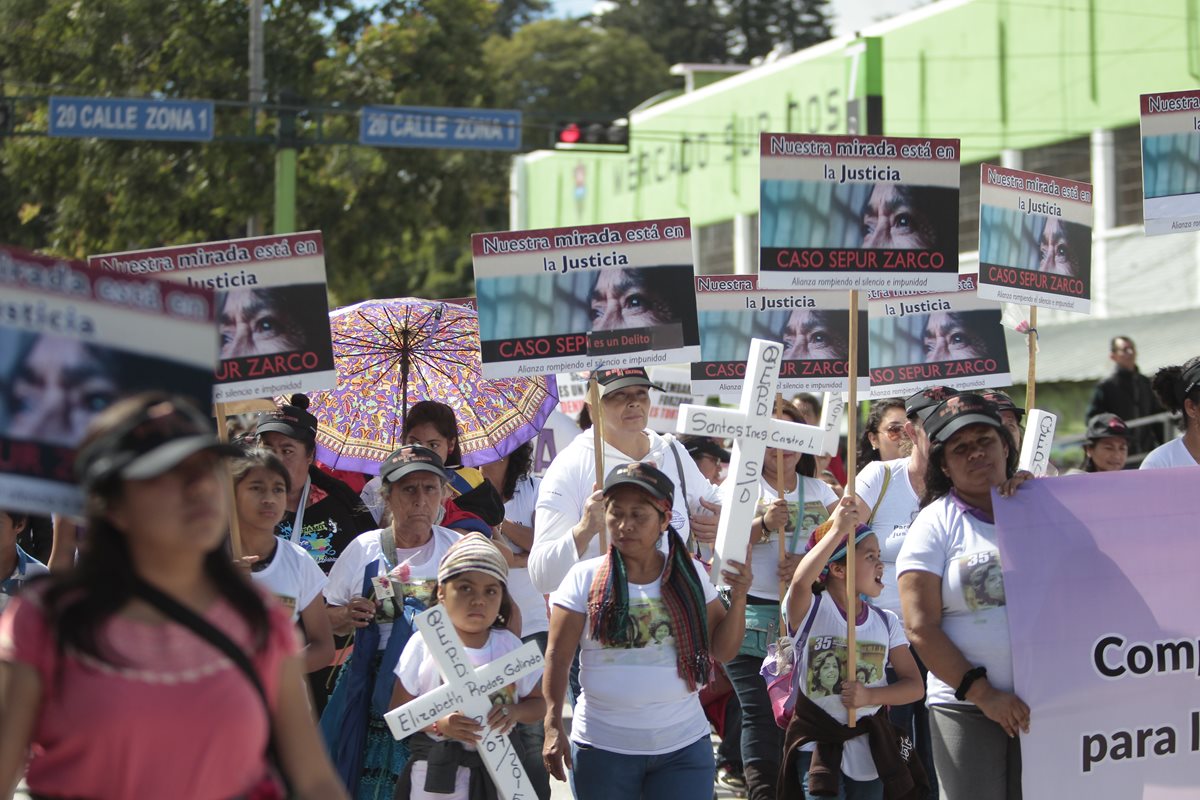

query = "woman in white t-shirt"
781;498;922;799
896;394;1035;800
321;445;462;800
1140;357;1200;470
233;449;333;673
542;462;751;800
729;402;838;800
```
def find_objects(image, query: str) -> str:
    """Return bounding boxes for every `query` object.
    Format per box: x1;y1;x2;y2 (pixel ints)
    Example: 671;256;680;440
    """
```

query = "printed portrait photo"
217;283;334;364
959;551;1006;611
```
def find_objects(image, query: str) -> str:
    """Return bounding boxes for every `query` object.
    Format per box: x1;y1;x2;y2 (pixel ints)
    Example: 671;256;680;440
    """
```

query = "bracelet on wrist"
954;666;988;701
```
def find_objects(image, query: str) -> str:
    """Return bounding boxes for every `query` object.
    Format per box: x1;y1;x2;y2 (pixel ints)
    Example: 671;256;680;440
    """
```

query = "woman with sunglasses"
0;394;346;799
857;399;912;469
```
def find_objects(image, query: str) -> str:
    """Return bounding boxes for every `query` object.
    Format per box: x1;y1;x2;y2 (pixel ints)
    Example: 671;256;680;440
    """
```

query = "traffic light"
552;118;629;151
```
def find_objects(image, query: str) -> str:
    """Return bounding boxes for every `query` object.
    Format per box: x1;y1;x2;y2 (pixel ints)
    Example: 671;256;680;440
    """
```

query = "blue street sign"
49;96;215;142
360;105;521;152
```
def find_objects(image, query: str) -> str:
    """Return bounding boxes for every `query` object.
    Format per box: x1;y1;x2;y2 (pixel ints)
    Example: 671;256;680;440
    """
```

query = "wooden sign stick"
589;377;607;552
845;290;860;727
774;394;789;605
1025;305;1038;412
215;401;244;559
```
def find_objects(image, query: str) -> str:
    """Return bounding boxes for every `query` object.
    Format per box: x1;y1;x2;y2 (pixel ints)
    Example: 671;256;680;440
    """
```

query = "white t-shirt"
854;458;921;620
503;476;549;637
550;555;717;755
749;477;838;600
395;627;541;800
0;546;50;614
786;594;908;781
1139;437;1199;469
324;526;461;649
530;429;723;594
251;539;328;622
896;495;1013;706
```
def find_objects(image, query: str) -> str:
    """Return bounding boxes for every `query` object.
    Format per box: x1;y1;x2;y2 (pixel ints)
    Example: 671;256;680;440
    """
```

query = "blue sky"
545;0;928;37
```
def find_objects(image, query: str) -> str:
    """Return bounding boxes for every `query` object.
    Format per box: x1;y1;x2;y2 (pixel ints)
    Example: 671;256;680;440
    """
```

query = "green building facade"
512;0;1200;401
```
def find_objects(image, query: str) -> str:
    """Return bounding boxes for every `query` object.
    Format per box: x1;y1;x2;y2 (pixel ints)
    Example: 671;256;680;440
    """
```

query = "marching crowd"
1;346;1198;800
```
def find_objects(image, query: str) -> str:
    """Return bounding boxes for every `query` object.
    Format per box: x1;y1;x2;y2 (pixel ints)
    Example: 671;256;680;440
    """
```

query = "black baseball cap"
681;435;731;464
904;386;960;421
257;394;318;444
1085;413;1131;443
592;367;664;397
924;394;1005;445
1181;360;1200;402
980;390;1025;423
603;461;675;510
379;444;448;485
75;397;243;490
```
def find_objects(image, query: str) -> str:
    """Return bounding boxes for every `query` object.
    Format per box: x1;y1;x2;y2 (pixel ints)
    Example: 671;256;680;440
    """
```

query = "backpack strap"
867;467;893;526
668;440;697;556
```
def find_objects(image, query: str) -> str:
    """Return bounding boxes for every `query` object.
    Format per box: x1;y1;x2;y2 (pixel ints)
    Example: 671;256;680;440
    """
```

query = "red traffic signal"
559;122;582;144
552;118;629;151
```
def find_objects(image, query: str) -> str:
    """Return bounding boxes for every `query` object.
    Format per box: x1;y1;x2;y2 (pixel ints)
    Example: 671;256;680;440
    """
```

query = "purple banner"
995;468;1200;798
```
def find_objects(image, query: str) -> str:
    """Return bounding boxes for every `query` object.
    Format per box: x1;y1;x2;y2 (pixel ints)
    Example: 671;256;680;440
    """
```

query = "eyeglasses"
1113;346;1135;355
880;423;908;441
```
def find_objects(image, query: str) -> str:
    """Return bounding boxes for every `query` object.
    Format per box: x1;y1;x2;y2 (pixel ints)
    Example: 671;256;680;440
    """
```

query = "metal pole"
248;0;265;237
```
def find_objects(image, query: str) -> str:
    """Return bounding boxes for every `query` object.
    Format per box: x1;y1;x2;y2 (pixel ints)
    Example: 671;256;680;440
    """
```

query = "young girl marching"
233;448;335;674
781;497;925;800
390;533;545;800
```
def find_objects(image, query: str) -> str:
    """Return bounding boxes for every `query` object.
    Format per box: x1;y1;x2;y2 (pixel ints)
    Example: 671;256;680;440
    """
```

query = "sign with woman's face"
89;232;335;402
473;219;700;379
759;133;961;293
977;164;1094;314
691;274;869;398
866;274;1011;399
0;246;217;516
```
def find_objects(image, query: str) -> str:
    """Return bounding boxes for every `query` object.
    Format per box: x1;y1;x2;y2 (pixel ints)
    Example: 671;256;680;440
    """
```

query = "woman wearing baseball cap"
1078;414;1131;473
0;393;346;800
320;443;463;799
542;462;751;799
896;394;1035;800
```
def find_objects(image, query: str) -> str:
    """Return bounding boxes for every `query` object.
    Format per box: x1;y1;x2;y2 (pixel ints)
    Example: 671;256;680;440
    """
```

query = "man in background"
1085;336;1163;459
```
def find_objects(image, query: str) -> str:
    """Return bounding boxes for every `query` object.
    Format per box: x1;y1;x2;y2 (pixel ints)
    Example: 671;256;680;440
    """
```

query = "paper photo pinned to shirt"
692;274;868;399
473;219;700;379
89;232;335;402
977;165;1093;314
759;133;961;292
867;274;1010;398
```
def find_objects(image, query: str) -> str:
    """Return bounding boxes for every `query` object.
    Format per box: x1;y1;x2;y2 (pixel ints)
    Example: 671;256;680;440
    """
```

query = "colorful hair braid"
586;527;712;691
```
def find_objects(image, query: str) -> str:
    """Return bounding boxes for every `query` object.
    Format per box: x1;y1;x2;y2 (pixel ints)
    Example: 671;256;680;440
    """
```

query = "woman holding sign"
897;394;1035;800
0;394;346;800
542;462;751;800
726;402;837;800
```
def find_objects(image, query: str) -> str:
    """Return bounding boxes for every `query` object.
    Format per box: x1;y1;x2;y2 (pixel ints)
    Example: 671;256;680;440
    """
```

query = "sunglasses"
878;423;908;440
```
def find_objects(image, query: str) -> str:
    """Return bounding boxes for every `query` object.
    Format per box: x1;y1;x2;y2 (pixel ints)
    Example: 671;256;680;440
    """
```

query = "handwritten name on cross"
676;338;827;582
384;607;545;800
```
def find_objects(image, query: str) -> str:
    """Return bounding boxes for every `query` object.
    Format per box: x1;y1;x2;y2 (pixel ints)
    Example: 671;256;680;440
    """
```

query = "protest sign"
995;470;1200;799
89;232;335;402
867;274;1010;398
1140;89;1200;236
0;245;217;516
977;165;1093;313
692;274;868;398
759;133;961;292
473;219;700;379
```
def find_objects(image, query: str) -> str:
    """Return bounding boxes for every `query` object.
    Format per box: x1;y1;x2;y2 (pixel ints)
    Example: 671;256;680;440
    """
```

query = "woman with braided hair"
541;462;752;799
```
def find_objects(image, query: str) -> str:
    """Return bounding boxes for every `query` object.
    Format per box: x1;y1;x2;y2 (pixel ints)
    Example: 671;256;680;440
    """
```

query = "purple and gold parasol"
300;298;557;473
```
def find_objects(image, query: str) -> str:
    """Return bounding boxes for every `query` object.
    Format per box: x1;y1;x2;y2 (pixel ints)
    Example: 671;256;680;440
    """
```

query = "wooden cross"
384;607;545;800
676;338;827;583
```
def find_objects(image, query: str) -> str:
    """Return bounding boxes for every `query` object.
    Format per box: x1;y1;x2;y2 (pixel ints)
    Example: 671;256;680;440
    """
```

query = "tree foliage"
598;0;833;63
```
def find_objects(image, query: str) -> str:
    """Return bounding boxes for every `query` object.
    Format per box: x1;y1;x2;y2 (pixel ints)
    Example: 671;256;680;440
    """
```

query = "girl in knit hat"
780;497;924;800
390;533;545;800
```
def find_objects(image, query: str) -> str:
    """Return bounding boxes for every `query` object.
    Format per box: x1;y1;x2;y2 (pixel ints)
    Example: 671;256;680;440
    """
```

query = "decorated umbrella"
299;298;558;472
